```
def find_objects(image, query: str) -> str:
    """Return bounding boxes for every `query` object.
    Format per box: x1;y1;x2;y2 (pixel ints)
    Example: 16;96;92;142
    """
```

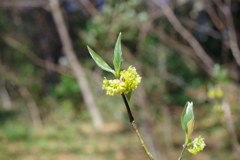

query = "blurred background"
0;0;240;159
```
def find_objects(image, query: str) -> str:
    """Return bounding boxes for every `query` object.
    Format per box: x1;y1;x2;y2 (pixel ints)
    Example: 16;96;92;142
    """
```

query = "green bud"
181;102;195;142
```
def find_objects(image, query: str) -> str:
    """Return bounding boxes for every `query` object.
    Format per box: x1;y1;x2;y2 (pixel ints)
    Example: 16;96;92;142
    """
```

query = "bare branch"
0;64;42;128
0;0;47;8
205;0;226;32
2;35;73;77
213;0;240;67
78;0;99;16
179;17;222;40
19;86;43;128
222;101;240;157
150;0;215;76
0;71;12;110
49;0;103;130
152;27;212;75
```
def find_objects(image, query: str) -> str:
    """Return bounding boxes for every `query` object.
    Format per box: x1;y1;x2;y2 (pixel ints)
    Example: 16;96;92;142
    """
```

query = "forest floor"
0;105;234;160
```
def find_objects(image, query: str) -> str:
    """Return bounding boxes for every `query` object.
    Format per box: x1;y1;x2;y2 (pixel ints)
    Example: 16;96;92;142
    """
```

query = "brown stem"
121;94;154;160
121;94;134;122
178;144;188;160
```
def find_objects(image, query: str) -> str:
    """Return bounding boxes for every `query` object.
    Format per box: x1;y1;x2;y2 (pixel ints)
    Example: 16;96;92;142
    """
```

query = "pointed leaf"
87;46;115;74
181;102;194;135
113;33;123;78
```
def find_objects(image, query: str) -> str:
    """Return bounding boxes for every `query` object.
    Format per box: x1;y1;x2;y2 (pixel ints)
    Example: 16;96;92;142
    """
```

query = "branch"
0;70;12;110
152;27;212;76
2;34;73;77
121;94;154;160
18;86;42;128
205;0;226;32
222;101;240;157
0;0;47;8
0;64;42;128
78;0;99;16
150;0;215;76
179;17;222;40
49;0;103;130
178;144;188;160
213;0;240;67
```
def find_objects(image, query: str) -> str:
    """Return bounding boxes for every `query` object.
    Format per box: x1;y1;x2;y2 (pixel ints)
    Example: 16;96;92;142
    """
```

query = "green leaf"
181;101;194;139
87;46;115;74
125;90;132;101
113;33;123;78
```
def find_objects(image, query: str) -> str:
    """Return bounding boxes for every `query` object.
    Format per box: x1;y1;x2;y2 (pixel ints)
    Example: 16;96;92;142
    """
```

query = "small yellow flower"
120;66;141;91
102;66;141;96
207;87;223;99
215;88;223;98
187;136;206;155
207;88;215;99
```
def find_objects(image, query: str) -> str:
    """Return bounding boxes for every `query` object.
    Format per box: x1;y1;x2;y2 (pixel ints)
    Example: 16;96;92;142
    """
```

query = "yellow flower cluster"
187;136;206;155
207;87;223;99
102;66;141;96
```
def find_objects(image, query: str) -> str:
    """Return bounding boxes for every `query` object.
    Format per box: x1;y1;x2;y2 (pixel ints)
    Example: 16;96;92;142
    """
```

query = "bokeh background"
0;0;240;160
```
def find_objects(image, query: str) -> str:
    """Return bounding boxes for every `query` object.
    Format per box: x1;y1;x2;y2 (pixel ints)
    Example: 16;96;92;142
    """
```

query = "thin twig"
178;144;188;160
121;94;134;122
121;94;154;160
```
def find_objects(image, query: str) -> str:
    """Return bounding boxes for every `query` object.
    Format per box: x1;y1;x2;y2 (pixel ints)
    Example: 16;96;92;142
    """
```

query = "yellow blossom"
207;87;223;99
102;66;141;96
215;88;223;98
187;136;206;155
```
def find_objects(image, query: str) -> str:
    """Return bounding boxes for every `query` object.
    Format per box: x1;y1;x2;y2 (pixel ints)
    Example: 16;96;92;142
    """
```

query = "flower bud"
181;102;195;142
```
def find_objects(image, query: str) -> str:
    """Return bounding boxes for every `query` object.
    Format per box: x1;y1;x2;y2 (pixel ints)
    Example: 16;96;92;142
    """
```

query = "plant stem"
121;94;154;160
178;144;188;160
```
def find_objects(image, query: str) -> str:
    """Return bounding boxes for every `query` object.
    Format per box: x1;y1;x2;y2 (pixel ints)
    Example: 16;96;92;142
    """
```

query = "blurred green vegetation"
1;0;240;160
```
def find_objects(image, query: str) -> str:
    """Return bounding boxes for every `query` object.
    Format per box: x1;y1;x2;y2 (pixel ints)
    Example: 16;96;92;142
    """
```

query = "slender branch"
49;0;103;130
78;0;99;16
121;94;134;122
222;101;240;157
18;86;42;128
2;34;73;77
150;0;215;76
178;144;188;160
0;70;12;110
213;0;240;68
205;0;226;32
121;94;154;160
179;17;222;40
0;0;47;8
